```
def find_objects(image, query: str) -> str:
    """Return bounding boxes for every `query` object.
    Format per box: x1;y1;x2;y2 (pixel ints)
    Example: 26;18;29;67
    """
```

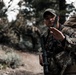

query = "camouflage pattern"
44;28;72;75
61;14;76;75
44;14;76;75
62;14;76;48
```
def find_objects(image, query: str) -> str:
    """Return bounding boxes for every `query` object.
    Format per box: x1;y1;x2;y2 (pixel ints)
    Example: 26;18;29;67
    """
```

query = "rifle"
40;34;49;75
39;16;58;75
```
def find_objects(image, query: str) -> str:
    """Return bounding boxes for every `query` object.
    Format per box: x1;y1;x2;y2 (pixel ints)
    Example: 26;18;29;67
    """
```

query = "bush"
0;50;23;69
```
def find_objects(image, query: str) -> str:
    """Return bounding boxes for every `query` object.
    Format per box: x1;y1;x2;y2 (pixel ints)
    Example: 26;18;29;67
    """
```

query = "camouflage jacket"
61;15;76;74
43;23;76;75
62;14;76;51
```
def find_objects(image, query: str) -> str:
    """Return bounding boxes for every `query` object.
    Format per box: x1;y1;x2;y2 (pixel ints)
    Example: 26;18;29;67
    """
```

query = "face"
44;14;56;27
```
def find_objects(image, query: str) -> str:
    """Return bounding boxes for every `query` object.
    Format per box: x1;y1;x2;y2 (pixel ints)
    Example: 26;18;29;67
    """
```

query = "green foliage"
0;0;76;51
0;1;6;18
0;1;4;10
31;0;59;13
0;50;23;69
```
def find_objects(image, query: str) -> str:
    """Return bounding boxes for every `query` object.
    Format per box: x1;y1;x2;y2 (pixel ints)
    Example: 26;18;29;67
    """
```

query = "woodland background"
0;0;76;75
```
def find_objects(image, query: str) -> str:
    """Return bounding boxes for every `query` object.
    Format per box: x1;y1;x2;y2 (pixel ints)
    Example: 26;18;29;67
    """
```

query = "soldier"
62;14;76;75
39;8;76;75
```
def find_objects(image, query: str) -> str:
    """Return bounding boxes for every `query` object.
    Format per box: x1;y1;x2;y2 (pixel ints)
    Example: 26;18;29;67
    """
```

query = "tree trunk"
59;0;66;24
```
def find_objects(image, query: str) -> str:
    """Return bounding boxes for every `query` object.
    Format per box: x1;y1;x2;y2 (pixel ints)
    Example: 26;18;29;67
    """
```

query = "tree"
59;0;66;24
0;1;6;17
0;0;76;50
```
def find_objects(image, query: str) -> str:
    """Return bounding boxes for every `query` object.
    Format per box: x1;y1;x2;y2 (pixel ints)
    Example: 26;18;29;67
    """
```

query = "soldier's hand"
50;27;65;41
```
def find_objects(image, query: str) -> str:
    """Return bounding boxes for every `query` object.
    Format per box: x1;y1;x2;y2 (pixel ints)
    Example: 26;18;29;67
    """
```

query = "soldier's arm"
61;27;76;50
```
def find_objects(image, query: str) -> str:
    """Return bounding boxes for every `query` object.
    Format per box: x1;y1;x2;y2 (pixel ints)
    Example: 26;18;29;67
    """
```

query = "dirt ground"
0;45;44;75
16;51;43;74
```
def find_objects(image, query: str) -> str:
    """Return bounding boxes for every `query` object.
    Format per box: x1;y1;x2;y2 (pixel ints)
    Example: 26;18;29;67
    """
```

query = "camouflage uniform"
61;14;76;75
40;8;76;75
43;20;76;75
